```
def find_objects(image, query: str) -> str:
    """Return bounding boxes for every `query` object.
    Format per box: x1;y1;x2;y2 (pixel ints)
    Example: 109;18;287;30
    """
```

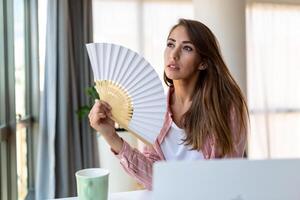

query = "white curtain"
246;2;300;159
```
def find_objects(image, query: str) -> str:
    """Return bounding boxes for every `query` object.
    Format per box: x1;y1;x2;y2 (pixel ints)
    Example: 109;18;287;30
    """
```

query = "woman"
88;19;249;190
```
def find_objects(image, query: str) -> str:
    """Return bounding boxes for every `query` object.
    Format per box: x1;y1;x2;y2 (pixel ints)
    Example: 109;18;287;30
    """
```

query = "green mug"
76;168;110;200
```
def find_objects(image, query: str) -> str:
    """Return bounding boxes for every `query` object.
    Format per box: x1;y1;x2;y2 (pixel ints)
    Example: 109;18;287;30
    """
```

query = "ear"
198;62;207;70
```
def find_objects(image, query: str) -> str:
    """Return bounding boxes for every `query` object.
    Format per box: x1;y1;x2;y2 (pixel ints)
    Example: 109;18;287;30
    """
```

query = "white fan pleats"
86;43;166;144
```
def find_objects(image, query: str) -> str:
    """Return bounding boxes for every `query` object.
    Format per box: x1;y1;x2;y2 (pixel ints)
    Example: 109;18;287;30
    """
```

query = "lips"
167;62;180;70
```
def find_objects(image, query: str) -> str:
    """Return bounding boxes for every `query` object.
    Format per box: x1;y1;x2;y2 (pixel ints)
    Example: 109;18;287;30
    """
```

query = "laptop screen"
153;159;300;200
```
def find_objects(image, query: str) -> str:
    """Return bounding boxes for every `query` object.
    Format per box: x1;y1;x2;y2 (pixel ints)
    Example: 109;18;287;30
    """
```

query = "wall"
193;0;247;95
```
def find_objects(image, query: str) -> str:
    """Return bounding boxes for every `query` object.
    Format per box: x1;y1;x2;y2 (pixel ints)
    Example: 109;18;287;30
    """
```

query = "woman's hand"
89;100;115;137
88;100;123;153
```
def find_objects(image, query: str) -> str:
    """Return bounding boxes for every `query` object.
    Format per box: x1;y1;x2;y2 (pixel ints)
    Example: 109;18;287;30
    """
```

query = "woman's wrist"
103;130;123;154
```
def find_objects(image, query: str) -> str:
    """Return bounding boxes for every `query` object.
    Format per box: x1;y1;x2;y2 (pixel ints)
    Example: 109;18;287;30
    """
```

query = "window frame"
0;0;18;199
23;0;40;198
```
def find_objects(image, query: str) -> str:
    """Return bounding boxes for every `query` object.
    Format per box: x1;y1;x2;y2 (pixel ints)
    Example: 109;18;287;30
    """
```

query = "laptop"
152;159;300;200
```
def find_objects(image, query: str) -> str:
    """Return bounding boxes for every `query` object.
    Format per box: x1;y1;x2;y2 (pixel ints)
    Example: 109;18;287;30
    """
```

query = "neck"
172;76;197;106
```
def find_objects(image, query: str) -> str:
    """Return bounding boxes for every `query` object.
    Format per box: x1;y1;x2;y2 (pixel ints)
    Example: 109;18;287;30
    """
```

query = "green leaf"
85;86;100;100
77;85;101;121
76;105;92;120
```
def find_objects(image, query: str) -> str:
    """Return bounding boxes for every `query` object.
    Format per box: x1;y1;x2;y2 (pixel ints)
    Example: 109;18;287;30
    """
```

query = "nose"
169;47;180;60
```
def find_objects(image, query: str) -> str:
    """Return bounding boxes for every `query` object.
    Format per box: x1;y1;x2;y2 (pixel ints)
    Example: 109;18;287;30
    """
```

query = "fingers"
101;100;112;110
100;102;112;116
91;113;106;126
96;112;107;119
89;100;112;120
94;100;112;113
88;100;116;132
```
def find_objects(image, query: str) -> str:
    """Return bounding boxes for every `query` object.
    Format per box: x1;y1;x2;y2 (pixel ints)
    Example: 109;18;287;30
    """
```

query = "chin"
165;74;180;80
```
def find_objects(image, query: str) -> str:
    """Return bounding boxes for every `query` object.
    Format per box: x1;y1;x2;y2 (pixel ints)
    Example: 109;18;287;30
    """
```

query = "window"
38;0;48;91
0;0;39;199
14;0;28;198
247;2;300;158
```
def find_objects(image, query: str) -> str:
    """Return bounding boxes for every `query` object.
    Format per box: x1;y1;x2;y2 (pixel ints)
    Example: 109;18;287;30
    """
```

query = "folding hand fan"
86;43;167;144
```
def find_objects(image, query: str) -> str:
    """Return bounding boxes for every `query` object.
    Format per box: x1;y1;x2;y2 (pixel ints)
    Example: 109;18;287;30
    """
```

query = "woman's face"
164;25;201;81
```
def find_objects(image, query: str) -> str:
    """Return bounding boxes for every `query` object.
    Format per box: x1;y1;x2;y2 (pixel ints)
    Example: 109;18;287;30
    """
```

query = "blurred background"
1;0;300;199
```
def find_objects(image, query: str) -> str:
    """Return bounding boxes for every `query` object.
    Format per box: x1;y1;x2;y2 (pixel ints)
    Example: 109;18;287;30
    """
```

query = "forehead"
168;25;191;41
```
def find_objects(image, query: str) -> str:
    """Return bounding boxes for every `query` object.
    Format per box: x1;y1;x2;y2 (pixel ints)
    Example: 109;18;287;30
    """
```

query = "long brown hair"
164;19;249;157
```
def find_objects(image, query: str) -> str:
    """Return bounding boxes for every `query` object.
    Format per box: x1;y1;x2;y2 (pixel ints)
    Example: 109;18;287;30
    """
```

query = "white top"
160;122;204;160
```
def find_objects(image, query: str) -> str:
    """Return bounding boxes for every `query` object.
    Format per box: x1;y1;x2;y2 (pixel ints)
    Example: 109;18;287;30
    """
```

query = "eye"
183;46;193;52
167;42;175;48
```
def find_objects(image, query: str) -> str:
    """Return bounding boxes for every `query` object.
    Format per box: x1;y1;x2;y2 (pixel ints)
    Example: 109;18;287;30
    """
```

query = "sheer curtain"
36;0;99;198
246;2;300;159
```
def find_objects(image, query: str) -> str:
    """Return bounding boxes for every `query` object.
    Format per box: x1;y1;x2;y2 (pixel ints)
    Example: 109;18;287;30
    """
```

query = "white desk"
53;190;152;200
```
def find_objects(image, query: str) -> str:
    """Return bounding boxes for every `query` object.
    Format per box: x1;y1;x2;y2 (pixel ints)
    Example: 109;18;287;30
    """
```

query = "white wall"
192;0;247;96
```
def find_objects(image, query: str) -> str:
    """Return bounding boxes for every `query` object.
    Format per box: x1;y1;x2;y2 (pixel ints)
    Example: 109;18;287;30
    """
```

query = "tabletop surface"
52;190;152;200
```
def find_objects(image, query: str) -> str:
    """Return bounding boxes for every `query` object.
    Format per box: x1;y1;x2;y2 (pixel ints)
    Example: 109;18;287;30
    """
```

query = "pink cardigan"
112;87;247;190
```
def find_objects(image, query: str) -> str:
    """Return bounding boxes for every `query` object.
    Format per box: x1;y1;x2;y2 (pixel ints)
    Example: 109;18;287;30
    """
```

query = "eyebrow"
167;38;193;44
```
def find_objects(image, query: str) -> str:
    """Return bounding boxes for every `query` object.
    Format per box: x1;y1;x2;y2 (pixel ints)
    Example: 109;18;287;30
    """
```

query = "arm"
111;139;162;190
88;100;161;189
